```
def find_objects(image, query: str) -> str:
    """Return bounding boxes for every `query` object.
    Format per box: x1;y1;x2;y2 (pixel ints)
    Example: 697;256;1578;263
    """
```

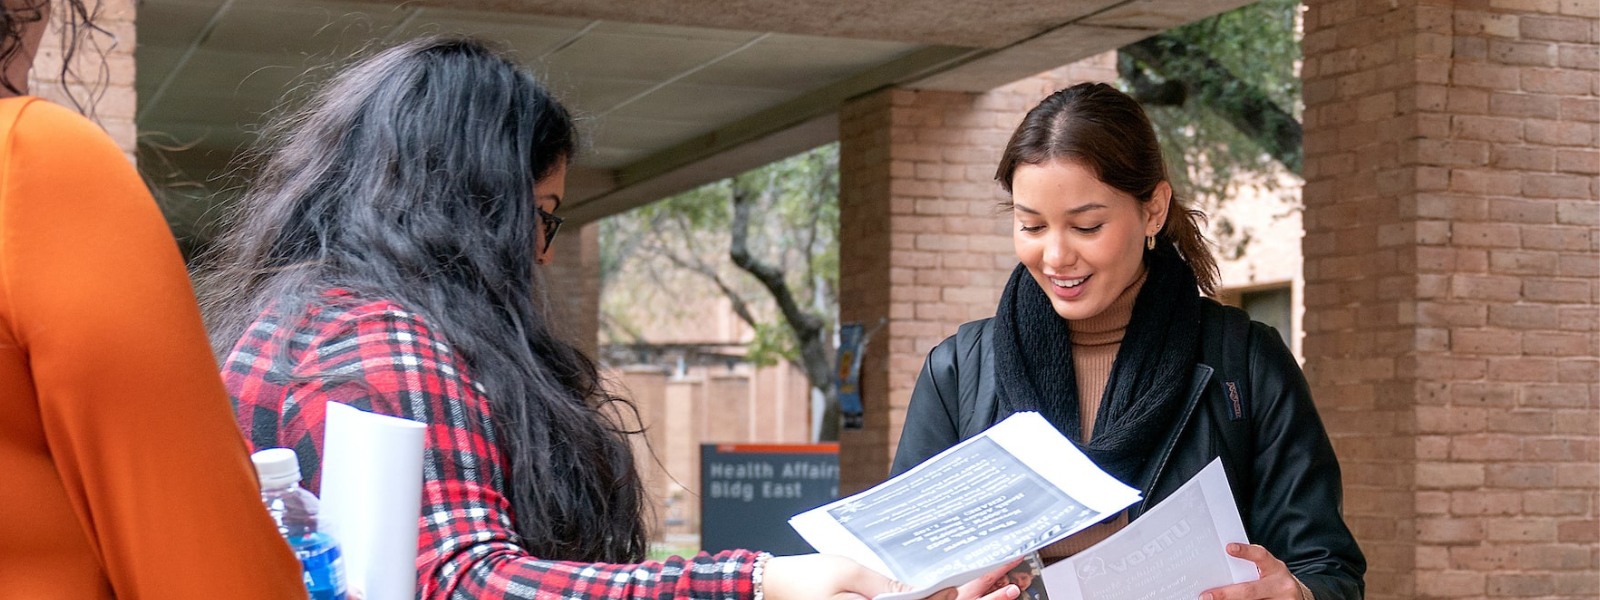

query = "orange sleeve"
0;99;307;598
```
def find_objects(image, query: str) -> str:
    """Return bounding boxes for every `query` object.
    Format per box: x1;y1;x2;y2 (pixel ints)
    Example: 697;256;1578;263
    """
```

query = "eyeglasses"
537;207;564;253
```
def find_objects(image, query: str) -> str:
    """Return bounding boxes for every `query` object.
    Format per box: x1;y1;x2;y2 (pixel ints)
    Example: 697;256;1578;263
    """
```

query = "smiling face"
1010;159;1170;321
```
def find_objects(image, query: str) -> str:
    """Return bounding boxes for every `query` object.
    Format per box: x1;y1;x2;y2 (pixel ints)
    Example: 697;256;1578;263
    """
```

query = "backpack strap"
952;319;995;440
1201;300;1256;461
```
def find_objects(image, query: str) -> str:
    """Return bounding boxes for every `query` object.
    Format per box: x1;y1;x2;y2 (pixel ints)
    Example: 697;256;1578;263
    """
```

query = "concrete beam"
332;0;1123;50
909;0;1255;92
560;45;980;225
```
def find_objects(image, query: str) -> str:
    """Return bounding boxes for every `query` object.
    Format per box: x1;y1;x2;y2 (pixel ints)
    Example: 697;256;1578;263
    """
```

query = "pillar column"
1300;1;1597;599
544;222;602;359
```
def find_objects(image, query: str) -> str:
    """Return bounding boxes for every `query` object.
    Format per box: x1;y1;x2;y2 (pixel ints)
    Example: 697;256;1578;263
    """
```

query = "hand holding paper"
1199;544;1301;600
1039;459;1257;600
789;413;1142;600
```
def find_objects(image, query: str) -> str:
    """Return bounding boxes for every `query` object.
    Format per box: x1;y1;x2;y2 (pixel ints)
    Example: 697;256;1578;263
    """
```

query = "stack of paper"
789;412;1258;600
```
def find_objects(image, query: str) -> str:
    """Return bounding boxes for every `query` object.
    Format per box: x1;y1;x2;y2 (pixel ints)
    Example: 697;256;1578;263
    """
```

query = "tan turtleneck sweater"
1039;269;1148;562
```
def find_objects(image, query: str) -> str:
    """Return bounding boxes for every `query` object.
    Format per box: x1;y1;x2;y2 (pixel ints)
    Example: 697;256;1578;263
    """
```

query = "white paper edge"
320;402;428;600
873;564;999;600
790;508;896;576
1040;458;1257;600
1195;460;1259;584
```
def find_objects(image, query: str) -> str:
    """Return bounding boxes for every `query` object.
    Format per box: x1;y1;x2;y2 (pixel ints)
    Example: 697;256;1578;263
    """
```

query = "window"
1239;286;1292;349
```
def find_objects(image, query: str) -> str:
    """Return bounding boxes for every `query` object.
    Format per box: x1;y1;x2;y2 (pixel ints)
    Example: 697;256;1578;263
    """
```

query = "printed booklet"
788;412;1258;600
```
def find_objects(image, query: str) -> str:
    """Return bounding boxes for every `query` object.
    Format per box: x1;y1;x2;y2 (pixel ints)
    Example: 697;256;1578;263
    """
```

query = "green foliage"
1165;0;1302;117
731;143;841;307
599;143;840;371
746;321;798;368
1121;0;1304;257
646;544;700;562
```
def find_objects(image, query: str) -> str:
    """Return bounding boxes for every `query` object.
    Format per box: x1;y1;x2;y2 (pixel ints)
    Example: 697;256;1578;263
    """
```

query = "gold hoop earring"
1146;235;1155;250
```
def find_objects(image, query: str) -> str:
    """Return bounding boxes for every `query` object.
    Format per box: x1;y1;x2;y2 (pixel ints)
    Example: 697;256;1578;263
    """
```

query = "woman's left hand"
1199;544;1307;600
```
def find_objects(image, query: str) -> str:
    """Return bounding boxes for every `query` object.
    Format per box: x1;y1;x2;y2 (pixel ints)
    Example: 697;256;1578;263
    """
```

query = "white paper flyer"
1040;459;1258;600
790;412;1142;600
319;402;427;600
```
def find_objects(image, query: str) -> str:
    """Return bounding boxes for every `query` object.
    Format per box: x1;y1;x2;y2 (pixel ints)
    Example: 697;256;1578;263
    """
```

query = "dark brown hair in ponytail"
994;82;1219;295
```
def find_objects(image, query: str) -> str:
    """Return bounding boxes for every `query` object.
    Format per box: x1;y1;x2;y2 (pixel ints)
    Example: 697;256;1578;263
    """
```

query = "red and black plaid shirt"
224;290;760;600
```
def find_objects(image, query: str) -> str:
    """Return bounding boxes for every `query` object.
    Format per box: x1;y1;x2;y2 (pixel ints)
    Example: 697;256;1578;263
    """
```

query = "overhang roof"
138;0;1251;225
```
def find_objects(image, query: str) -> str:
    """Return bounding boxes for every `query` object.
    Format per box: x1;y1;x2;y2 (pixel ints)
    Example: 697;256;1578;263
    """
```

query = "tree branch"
654;250;761;330
1117;52;1187;107
728;178;835;420
1120;34;1303;174
729;180;823;341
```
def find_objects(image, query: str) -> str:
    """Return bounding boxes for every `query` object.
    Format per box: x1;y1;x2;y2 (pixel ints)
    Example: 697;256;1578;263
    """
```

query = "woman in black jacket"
892;83;1365;600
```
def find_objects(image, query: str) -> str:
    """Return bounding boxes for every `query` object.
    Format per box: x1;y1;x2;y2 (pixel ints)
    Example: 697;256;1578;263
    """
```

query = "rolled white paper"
320;402;427;600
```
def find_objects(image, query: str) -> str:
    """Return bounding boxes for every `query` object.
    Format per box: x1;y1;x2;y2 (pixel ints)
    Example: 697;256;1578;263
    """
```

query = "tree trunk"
817;385;841;442
727;179;842;441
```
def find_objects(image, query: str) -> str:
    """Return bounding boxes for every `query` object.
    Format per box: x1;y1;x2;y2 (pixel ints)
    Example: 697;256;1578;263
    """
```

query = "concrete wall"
615;361;811;543
1300;1;1598;599
1211;171;1308;359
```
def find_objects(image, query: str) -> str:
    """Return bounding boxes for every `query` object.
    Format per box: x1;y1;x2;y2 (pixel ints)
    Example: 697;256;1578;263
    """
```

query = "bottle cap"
251;448;303;490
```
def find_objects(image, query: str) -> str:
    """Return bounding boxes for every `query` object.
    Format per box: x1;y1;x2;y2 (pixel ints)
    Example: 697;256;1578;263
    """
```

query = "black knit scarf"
992;244;1201;486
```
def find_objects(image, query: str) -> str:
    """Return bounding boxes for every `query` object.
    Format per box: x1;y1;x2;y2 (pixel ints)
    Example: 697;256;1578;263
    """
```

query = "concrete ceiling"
137;0;1253;226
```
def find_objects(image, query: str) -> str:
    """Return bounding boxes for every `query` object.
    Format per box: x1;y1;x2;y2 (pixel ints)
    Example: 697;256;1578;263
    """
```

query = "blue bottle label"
292;533;347;600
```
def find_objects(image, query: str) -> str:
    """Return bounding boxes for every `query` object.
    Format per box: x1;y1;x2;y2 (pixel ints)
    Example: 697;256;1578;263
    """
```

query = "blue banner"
835;322;865;430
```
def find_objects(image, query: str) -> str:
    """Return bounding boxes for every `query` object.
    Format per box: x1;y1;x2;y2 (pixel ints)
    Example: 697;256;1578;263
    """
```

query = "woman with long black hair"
202;37;1019;600
893;83;1366;600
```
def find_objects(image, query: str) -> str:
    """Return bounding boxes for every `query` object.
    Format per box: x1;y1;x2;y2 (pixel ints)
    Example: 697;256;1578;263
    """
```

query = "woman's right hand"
762;554;1022;600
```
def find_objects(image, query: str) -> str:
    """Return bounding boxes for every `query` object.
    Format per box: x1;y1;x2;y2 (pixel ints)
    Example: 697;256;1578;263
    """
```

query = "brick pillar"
544;222;601;359
30;0;136;157
616;365;670;538
663;376;706;535
1301;2;1597;600
836;55;1118;494
705;372;750;443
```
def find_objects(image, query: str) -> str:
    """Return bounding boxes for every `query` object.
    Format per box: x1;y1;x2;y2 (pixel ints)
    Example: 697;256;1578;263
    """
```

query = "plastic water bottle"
252;448;348;600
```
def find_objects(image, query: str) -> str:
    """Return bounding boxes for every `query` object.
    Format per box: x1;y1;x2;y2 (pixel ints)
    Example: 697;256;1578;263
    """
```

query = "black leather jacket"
892;300;1366;600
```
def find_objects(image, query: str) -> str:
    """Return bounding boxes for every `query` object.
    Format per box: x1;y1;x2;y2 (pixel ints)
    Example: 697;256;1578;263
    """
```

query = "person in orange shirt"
0;0;305;597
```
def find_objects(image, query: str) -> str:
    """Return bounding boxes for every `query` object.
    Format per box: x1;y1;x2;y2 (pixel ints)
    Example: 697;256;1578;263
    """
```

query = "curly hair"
1;0;113;115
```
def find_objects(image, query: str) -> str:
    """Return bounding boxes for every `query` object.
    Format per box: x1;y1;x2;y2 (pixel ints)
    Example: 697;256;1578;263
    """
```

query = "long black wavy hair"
198;37;648;563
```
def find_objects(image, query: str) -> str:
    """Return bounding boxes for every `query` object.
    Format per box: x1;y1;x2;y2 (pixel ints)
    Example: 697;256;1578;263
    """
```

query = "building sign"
701;443;840;556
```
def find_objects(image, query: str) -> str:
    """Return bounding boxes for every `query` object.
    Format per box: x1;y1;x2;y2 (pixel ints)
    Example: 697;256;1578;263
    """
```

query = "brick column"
836;55;1118;494
616;365;670;537
663;376;706;534
30;0;137;157
1301;2;1597;600
544;222;601;359
705;372;751;443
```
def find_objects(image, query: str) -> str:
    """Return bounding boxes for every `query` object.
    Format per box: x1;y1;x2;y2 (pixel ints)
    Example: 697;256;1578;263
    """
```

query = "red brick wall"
544;222;602;359
837;55;1119;494
1302;1;1597;599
